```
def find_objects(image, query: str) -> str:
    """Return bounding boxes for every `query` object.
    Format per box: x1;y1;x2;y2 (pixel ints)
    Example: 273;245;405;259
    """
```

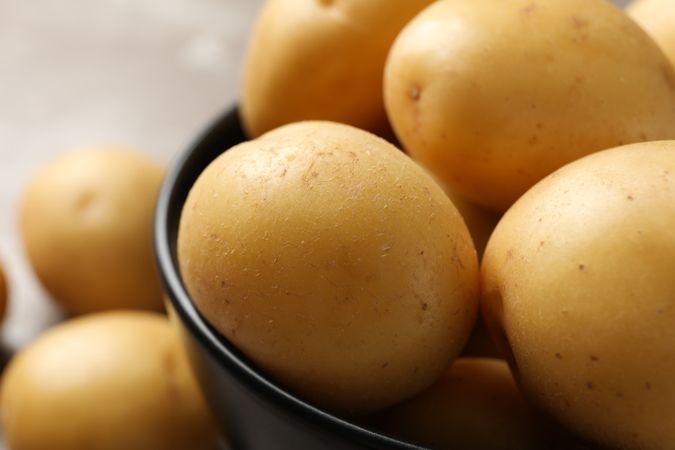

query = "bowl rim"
153;106;427;450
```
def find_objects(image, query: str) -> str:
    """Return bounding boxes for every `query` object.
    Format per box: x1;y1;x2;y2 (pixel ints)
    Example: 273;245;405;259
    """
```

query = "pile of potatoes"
178;0;675;449
2;0;675;450
0;149;219;450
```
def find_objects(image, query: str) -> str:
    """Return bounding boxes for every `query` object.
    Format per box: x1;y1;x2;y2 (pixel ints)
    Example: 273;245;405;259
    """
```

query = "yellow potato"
0;311;217;450
442;185;500;259
481;141;675;450
240;0;433;138
384;0;675;211
629;0;675;67
369;358;566;450
441;187;500;358
178;121;479;415
21;149;165;314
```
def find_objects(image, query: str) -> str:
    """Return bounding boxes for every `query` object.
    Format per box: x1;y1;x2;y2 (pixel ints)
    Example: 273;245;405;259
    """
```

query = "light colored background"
0;1;263;446
0;0;633;447
0;0;263;351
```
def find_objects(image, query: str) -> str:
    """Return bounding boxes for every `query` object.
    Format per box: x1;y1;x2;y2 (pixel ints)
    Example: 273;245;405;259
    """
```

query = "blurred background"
0;0;264;354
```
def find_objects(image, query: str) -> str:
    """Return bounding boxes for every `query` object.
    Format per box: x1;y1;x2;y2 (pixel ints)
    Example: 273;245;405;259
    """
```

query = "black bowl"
154;107;427;450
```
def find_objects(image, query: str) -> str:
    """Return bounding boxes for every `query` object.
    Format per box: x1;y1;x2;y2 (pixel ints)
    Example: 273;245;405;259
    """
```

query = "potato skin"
441;185;500;259
178;121;479;415
481;141;675;450
21;149;165;314
369;358;564;450
384;0;675;211
629;0;675;68
240;0;433;138
0;312;217;450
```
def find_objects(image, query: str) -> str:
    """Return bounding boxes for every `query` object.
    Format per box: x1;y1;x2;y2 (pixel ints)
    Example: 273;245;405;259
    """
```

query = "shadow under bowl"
153;107;427;450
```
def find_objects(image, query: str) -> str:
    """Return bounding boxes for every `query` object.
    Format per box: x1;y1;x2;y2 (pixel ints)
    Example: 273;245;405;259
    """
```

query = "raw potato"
441;185;499;259
629;0;675;67
481;141;675;450
178;121;479;415
240;0;433;138
21;149;165;314
384;0;675;211
442;187;500;358
368;358;563;450
0;311;217;450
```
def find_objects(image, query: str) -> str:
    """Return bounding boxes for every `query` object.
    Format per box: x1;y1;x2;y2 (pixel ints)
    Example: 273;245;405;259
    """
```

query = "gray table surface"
0;0;633;448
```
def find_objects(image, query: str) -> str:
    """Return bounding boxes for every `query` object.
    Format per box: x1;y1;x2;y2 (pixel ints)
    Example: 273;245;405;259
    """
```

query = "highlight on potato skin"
628;0;675;68
178;120;479;416
481;141;675;450
384;0;675;212
240;0;434;138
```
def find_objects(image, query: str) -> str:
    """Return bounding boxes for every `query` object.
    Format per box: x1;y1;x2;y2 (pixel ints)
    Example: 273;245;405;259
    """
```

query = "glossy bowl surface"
154;107;427;450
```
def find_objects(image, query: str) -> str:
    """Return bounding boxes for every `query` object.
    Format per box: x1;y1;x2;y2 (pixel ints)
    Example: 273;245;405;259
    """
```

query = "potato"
441;187;500;358
368;358;564;450
178;121;479;415
628;0;675;67
384;0;675;211
441;185;500;259
481;141;675;450
0;311;217;450
21;149;165;314
240;0;433;138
